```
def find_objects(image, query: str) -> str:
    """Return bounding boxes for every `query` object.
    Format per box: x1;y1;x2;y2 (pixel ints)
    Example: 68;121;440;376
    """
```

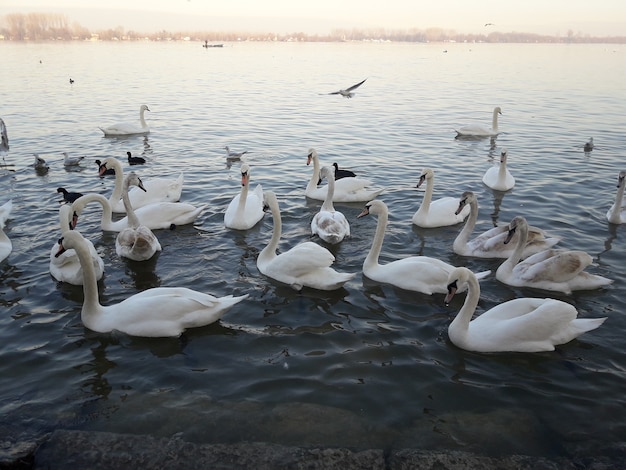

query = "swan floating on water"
482;148;515;191
358;199;489;294
257;190;355;290
495;216;613;294
445;267;607;353
311;166;350;244
305;148;384;202
455;106;502;137
50;205;104;285
99;105;150;136
99;156;183;213
0;199;13;262
453;191;560;259
0;117;8;154
115;172;162;261
606;170;626;224
55;230;247;337
412;168;469;228
224;163;264;230
72;192;204;232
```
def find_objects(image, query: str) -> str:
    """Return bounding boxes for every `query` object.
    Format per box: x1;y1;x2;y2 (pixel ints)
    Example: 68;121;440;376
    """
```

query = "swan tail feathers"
475;270;491;280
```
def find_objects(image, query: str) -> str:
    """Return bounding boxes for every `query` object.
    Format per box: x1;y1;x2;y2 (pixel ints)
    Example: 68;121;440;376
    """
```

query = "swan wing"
99;289;247;337
312;210;350;243
0;200;12;227
272;242;336;276
516;250;593;283
134;202;204;229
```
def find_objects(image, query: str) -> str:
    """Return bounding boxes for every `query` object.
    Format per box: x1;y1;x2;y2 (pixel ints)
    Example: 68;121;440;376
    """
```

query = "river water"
0;40;625;458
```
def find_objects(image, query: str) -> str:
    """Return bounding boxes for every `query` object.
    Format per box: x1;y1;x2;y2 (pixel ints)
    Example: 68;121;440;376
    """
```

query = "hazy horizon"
1;1;625;37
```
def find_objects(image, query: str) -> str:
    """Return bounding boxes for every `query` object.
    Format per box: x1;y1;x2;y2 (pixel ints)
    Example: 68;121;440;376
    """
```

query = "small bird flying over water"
324;78;367;98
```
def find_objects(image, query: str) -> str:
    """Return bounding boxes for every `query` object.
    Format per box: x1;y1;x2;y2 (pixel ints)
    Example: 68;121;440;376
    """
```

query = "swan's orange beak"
357;206;370;218
444;281;457;306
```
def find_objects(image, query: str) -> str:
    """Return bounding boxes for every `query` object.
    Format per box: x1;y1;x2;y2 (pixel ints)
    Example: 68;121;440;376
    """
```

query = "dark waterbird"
57;187;83;204
127;151;146;165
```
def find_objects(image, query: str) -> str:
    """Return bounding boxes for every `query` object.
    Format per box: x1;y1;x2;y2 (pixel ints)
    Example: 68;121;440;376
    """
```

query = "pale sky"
2;0;625;36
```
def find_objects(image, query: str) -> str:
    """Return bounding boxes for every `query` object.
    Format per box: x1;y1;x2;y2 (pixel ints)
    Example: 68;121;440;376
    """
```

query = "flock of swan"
0;107;624;352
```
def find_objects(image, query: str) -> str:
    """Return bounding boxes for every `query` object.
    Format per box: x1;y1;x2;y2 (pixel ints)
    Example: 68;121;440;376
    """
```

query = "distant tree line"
1;12;625;43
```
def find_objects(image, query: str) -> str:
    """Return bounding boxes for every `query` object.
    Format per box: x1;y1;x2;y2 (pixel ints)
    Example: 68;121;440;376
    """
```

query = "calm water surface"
1;41;625;457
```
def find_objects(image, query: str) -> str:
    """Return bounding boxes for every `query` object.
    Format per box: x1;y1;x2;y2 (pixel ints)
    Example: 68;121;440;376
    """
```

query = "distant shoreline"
1;12;625;44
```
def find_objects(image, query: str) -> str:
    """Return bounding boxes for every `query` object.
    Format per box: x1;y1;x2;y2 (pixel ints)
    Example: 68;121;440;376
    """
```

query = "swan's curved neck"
72;194;114;230
236;181;250;216
139;108;148;127
107;159;125;205
498;158;507;180
121;182;140;228
321;173;336;212
258;197;281;264
609;180;625;223
71;236;102;317
417;177;434;215
306;156;321;192
500;221;527;274
492;109;499;131
449;273;480;337
365;208;388;269
453;198;478;249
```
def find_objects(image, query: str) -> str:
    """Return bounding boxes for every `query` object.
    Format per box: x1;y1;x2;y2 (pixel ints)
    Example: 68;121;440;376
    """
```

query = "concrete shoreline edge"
2;428;625;469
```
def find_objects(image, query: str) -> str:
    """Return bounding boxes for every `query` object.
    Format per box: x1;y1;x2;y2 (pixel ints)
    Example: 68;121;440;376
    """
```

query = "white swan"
482;148;515;191
116;172;162;261
224;163;264;230
257;190;355;290
0;199;12;262
445;267;607;352
55;230;247;337
453;191;560;258
606;170;626;224
50;205;104;285
99;157;183;213
305;148;384;202
496;216;613;294
311;166;350;244
71;193;204;232
455;106;502;137
358;199;489;294
99;104;150;136
412;168;470;228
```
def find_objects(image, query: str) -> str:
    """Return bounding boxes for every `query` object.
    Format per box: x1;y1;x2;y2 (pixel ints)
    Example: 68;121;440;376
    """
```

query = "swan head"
240;163;251;186
494;106;502;115
319;166;333;182
124;171;147;192
500;148;508;163
306;148;318;166
416;168;434;188
140;104;150;113
444;267;472;306
357;199;386;218
456;191;475;215
617;171;626;189
54;231;85;258
262;190;278;211
504;216;527;244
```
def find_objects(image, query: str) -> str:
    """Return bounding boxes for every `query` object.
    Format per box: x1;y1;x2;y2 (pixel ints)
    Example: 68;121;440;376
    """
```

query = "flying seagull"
324;78;367;98
484;23;495;27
